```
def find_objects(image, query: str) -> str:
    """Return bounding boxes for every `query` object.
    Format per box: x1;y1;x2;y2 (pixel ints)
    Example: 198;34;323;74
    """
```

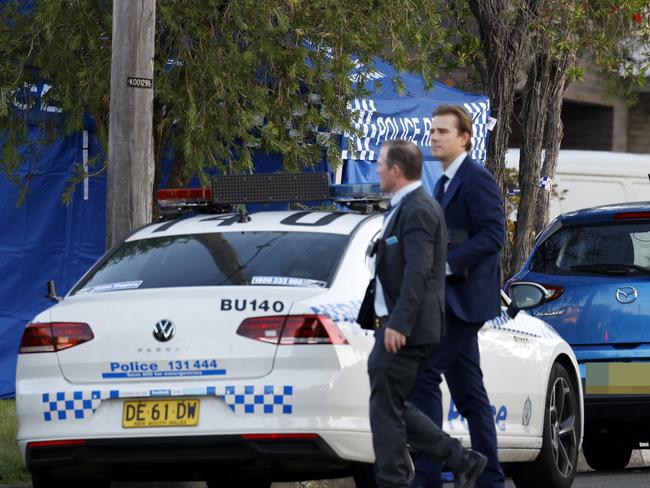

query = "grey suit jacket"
373;186;448;346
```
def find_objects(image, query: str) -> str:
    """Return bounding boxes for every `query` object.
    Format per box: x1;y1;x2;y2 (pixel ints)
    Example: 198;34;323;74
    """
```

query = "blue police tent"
340;58;490;191
0;67;490;399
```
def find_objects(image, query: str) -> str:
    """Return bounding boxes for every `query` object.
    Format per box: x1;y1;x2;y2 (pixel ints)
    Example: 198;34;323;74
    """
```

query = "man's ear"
391;162;404;179
461;131;471;150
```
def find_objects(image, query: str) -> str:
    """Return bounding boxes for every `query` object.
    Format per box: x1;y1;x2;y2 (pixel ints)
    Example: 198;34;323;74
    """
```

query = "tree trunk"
467;0;543;280
509;49;553;275
533;57;573;237
107;0;156;249
510;50;575;276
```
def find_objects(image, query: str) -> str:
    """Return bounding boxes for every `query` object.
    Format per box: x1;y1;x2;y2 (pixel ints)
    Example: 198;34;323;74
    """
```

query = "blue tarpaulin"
0;64;489;398
340;58;490;193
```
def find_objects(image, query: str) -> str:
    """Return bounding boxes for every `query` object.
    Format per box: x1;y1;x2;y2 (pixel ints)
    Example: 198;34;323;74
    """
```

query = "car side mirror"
506;282;549;318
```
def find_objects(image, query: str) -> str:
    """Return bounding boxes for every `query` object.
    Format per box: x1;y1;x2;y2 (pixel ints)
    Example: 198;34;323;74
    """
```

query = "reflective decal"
41;385;294;421
522;397;532;427
448;399;508;432
101;360;227;379
251;276;326;288
77;281;143;294
310;300;362;323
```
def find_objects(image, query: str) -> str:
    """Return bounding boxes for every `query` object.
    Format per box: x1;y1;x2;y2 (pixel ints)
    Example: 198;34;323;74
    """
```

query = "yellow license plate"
586;362;650;395
122;398;200;428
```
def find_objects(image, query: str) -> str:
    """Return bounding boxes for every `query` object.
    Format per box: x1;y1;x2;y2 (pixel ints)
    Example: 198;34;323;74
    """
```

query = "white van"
505;149;650;220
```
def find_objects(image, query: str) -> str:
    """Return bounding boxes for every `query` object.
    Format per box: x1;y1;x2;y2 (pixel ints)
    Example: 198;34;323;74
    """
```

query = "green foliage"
0;0;451;201
0;400;30;485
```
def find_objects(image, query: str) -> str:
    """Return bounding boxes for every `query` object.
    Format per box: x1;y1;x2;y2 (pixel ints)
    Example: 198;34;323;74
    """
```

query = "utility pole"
107;0;156;249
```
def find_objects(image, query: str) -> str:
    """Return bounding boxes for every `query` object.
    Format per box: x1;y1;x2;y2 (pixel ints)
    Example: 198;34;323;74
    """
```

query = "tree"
440;0;650;278
0;0;451;246
512;1;650;276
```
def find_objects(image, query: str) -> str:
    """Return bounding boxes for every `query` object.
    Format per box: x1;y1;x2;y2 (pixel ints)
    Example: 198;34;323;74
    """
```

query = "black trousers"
409;312;505;488
368;329;464;488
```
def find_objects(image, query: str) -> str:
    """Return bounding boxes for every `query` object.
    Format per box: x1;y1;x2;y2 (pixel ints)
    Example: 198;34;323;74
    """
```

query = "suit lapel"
441;156;471;209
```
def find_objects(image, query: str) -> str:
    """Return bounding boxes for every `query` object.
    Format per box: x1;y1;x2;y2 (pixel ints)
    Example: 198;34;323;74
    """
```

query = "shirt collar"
443;151;468;182
390;180;422;208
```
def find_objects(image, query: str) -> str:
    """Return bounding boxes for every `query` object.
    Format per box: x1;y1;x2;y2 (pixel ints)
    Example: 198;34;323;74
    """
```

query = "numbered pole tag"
127;77;153;89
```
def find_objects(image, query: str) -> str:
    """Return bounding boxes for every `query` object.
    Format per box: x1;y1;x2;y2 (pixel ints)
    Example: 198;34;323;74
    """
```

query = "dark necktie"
434;175;449;203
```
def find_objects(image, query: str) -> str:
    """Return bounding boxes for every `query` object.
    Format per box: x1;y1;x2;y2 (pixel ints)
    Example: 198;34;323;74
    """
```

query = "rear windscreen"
531;222;650;275
73;232;348;293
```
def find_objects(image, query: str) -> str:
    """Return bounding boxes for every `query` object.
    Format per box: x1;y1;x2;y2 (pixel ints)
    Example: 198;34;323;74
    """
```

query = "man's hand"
385;328;407;353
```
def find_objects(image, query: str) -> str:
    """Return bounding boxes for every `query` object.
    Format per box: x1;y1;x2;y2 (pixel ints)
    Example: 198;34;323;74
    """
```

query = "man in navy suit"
409;106;506;488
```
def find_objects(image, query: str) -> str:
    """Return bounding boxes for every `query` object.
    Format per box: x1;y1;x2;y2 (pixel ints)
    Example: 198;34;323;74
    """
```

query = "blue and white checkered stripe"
464;101;490;165
220;385;294;415
488;310;541;337
42;390;118;422
487;310;556;339
41;385;294;421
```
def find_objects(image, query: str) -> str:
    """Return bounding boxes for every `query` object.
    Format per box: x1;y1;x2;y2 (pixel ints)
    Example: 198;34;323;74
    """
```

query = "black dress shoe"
453;450;487;488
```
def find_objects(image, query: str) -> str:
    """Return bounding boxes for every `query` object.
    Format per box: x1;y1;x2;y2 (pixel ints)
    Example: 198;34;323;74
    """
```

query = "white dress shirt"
374;181;422;318
442;151;467;192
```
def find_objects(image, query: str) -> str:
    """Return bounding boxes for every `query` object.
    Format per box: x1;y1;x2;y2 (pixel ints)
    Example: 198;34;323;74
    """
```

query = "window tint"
531;222;650;274
74;232;348;293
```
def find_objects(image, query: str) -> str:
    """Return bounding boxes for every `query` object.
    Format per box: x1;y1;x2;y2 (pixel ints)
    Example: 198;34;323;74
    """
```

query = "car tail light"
27;439;87;449
614;211;650;220
19;323;94;354
540;284;564;301
280;315;348;345
237;315;349;345
236;316;286;344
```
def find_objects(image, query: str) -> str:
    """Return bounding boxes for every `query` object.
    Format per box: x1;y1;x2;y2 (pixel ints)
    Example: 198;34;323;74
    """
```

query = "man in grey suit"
358;140;487;488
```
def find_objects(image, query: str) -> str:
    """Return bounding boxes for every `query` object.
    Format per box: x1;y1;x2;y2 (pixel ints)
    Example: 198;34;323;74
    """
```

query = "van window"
532;222;650;275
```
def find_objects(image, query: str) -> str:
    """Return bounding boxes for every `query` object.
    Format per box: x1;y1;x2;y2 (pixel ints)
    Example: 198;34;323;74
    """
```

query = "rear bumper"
26;434;364;482
584;394;650;420
583;394;650;442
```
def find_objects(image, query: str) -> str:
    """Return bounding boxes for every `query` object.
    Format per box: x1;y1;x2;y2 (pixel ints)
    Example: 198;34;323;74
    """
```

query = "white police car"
16;175;583;488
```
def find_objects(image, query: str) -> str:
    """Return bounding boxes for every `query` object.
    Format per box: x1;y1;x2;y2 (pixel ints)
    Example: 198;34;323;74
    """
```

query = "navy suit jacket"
438;156;505;324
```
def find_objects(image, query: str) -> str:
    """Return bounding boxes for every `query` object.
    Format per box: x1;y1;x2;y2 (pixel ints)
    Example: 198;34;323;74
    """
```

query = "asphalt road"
6;471;650;488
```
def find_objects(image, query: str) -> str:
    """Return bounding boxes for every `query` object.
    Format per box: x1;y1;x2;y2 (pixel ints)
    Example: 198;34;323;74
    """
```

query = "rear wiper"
569;263;650;276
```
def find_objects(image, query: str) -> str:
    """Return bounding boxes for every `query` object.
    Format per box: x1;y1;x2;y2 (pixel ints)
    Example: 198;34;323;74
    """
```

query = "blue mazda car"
509;202;650;471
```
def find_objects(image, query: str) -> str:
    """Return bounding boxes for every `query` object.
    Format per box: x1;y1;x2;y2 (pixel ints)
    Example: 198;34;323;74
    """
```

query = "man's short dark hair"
383;140;422;180
432;104;473;151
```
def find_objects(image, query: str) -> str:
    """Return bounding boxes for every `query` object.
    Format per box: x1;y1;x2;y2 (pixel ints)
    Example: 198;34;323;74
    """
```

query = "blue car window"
532;222;650;274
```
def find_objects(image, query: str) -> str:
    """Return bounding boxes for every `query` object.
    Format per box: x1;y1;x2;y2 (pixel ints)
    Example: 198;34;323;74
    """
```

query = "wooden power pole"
107;0;156;249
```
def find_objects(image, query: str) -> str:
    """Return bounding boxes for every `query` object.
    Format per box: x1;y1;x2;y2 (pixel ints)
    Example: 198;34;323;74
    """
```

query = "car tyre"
511;362;580;488
582;434;632;471
353;463;377;488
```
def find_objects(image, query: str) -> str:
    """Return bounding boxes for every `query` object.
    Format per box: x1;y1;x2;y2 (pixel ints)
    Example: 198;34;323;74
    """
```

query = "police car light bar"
212;173;330;204
157;188;213;203
330;183;388;202
157;174;389;214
